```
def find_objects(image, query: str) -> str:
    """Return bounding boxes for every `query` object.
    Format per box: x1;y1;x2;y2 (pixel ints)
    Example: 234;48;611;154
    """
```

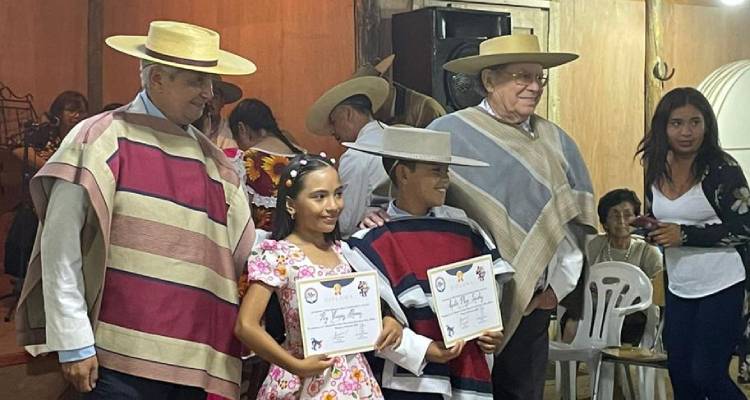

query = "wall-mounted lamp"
721;0;746;6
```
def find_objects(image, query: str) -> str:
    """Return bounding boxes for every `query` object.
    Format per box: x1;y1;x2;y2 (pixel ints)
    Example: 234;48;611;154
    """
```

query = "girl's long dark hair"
270;154;341;243
228;98;302;153
636;87;733;189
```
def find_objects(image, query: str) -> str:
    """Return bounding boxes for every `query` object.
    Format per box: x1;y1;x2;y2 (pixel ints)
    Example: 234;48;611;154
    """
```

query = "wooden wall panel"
0;0;88;117
556;0;750;203
102;0;354;156
556;0;646;201
664;3;750;90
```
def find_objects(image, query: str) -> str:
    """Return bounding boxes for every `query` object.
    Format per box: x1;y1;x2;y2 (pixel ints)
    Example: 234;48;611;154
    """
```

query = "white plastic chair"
599;303;668;400
549;261;653;400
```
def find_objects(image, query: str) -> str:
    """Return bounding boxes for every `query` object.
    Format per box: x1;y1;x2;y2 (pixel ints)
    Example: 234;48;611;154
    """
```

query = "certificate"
297;271;382;357
427;254;502;347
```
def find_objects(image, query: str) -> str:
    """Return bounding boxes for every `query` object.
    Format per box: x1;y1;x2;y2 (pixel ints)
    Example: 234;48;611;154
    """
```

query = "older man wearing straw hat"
306;75;391;237
425;34;598;399
15;21;256;399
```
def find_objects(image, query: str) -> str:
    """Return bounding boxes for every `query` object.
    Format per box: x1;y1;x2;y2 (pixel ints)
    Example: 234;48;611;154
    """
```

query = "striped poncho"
428;107;598;349
345;217;513;399
16;106;254;399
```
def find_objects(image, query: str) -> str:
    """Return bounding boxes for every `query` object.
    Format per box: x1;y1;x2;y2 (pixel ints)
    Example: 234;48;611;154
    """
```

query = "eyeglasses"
502;70;549;87
607;211;635;222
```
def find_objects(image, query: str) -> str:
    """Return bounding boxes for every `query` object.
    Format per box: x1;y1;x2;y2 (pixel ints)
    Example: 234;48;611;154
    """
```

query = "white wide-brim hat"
305;76;390;135
444;34;578;74
343;126;488;167
106;20;256;75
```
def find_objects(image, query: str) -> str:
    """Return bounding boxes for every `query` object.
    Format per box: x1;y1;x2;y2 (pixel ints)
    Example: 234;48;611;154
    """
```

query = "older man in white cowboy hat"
425;34;598;399
342;126;514;399
306;75;391;237
16;21;256;399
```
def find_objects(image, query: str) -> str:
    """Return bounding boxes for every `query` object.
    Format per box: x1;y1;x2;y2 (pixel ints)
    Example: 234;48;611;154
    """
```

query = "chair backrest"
639;304;662;350
572;261;653;348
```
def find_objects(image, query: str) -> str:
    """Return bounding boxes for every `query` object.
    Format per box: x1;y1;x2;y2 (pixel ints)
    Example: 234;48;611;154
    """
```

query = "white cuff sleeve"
547;229;584;300
376;327;432;376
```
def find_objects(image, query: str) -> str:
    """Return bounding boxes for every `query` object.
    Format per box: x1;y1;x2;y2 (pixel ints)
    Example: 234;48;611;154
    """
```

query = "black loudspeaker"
392;7;511;112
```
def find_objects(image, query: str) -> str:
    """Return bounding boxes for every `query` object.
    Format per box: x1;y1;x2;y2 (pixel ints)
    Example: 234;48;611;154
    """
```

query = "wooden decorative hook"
653;60;675;82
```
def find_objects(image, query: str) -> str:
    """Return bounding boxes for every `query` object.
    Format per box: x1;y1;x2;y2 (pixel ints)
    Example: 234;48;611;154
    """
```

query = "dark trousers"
83;367;206;400
664;281;745;400
492;309;552;400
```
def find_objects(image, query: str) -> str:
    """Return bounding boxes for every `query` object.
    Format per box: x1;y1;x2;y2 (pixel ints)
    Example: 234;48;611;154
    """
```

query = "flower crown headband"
284;152;337;188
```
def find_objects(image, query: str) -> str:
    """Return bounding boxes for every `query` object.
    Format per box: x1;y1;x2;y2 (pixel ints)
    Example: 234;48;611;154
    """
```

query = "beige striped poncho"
16;106;254;399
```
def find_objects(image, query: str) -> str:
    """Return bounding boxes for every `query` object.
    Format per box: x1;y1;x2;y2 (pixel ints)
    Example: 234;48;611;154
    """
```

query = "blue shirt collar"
136;90;168;120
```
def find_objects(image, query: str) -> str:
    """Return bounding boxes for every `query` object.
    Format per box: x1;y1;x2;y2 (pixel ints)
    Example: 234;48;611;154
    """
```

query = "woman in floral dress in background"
225;98;304;231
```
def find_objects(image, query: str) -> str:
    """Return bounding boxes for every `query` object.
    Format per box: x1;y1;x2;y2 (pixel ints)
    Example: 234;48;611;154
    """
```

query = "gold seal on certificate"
427;254;502;347
296;271;382;357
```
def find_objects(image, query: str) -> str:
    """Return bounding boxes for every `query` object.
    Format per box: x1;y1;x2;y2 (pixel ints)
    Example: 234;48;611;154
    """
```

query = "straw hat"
352;54;396;78
343;126;488;167
443;34;578;74
213;77;242;104
305;76;389;135
106;21;256;75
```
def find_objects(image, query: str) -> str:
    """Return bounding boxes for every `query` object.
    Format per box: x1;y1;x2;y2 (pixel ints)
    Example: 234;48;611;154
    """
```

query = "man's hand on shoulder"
358;207;391;229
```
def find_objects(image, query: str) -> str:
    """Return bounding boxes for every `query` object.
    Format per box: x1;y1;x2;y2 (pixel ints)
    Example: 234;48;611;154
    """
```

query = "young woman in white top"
636;87;749;399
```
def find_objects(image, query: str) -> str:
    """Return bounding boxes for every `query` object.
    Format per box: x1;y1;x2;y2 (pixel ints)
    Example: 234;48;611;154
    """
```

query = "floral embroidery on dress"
262;154;290;185
35;135;62;162
245;153;262;182
247;239;384;400
241;149;292;230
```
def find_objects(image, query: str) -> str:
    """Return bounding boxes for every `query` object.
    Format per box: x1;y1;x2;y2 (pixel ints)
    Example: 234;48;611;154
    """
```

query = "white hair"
139;60;181;90
474;65;506;97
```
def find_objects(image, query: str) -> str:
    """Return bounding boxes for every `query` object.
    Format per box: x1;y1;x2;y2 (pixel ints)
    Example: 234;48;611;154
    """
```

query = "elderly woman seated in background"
562;188;663;344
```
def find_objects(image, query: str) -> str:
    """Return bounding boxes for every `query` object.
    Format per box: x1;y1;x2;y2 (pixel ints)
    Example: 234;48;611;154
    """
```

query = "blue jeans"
664;281;745;399
83;367;206;400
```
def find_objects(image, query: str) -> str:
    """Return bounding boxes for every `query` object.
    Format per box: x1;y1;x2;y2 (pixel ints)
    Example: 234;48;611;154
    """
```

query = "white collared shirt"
387;201;435;218
338;120;390;236
478;98;534;137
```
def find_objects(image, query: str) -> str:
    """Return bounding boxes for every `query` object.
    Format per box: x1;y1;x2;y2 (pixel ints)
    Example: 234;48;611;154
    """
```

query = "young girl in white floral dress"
234;154;402;399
